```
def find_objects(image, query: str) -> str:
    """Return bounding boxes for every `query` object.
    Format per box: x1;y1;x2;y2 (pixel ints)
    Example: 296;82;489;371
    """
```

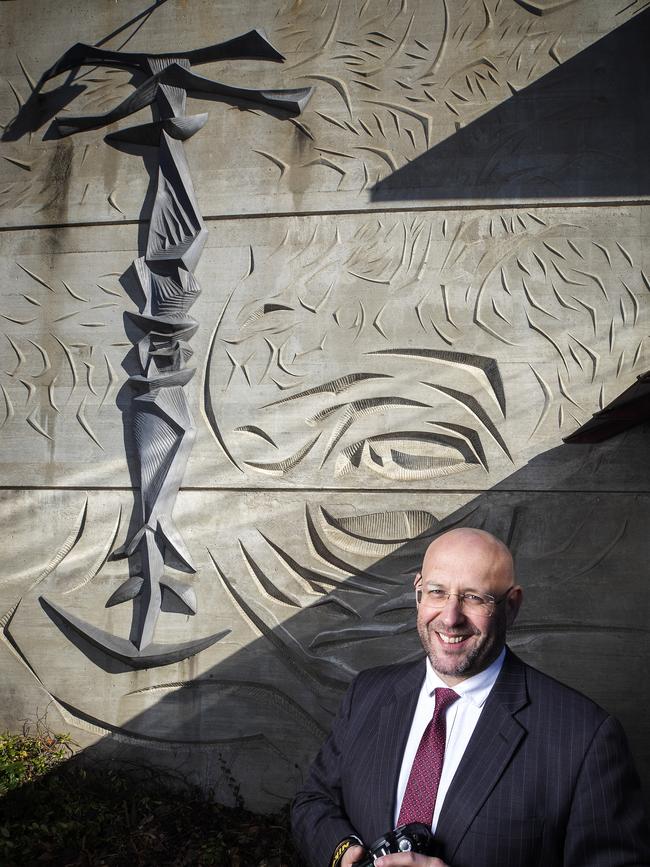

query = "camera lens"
398;840;413;852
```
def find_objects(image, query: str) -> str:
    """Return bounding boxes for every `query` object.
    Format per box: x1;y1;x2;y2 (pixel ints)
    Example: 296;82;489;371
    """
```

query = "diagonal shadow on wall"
6;424;649;815
372;8;650;203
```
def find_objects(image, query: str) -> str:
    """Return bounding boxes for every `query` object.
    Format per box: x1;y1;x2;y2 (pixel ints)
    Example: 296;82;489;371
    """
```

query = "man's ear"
506;585;523;627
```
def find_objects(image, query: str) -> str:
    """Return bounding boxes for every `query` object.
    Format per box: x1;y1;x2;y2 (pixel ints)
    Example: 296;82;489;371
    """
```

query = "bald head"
420;528;515;593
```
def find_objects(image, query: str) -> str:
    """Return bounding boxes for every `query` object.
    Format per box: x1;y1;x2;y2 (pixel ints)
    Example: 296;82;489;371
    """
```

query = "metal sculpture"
37;30;312;669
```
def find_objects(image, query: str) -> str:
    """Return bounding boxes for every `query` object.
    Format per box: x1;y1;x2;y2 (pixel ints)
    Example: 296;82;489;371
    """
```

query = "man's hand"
342;844;366;866
374;854;449;866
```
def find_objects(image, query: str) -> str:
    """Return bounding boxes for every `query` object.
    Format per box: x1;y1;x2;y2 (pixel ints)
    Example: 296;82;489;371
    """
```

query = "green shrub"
0;723;72;796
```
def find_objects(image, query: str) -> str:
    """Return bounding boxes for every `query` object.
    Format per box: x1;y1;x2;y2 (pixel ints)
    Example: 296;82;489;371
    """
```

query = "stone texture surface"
0;0;649;812
0;0;647;225
1;206;648;488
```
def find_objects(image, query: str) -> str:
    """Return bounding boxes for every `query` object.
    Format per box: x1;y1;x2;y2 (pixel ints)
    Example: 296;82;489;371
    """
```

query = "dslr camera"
354;822;435;865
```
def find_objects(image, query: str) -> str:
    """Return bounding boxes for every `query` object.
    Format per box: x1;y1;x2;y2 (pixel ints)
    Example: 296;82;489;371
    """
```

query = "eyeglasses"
415;579;515;617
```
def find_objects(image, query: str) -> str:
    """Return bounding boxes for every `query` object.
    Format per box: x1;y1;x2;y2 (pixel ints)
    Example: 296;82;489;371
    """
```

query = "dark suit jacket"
291;649;650;867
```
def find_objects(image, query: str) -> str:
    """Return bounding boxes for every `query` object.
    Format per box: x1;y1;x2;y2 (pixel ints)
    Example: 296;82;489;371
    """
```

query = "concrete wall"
1;0;648;812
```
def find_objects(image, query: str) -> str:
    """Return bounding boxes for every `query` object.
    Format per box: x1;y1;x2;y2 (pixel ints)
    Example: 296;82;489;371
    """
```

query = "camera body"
353;822;435;866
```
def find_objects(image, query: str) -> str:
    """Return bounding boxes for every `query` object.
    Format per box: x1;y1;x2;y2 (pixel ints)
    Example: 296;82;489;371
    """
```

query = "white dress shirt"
393;648;506;832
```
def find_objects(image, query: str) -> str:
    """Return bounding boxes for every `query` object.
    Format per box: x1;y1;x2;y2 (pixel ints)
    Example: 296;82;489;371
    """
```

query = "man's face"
416;532;522;685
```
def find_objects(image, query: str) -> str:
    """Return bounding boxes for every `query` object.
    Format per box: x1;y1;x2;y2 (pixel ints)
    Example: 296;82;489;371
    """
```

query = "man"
291;528;649;867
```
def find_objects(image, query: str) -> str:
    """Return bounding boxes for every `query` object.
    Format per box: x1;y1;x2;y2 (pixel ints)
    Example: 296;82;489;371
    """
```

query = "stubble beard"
418;617;506;680
425;630;483;678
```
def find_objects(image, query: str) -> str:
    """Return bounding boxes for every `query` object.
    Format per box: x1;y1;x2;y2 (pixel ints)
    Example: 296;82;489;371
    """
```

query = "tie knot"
434;687;459;713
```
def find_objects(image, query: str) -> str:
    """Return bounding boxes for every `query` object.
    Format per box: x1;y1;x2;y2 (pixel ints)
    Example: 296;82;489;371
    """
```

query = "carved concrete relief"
0;0;646;224
2;205;648;486
1;0;649;812
199;206;650;488
5;30;312;671
0;242;133;474
2;479;649;810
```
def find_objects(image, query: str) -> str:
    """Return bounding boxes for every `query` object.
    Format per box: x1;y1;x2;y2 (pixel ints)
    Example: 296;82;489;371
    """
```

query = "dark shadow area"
0;85;86;143
565;370;650;442
0;747;303;866
372;9;650;202
7;424;649;823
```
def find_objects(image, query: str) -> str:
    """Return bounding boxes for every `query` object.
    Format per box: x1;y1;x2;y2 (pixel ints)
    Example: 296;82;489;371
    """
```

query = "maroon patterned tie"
397;687;459;826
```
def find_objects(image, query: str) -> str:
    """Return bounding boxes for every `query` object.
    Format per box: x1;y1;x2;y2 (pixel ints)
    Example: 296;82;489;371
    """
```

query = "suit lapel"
368;660;426;836
435;650;529;860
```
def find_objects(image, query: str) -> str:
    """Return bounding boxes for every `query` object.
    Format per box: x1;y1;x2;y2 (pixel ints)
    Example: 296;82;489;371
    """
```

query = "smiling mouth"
436;632;472;645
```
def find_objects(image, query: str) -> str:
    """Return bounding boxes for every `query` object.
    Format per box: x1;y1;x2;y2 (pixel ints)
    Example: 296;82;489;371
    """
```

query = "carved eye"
335;430;483;480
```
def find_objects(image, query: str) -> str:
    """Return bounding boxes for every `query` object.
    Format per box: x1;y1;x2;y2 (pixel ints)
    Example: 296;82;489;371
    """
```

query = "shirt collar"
424;647;506;708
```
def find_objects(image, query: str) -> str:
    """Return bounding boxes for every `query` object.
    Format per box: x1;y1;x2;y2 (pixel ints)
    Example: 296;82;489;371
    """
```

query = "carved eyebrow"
243;434;321;474
263;372;391;407
242;303;294;327
365;348;505;415
421;382;512;463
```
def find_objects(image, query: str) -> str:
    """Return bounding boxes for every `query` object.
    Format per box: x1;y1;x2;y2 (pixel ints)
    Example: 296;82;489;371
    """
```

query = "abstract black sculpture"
38;31;312;669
